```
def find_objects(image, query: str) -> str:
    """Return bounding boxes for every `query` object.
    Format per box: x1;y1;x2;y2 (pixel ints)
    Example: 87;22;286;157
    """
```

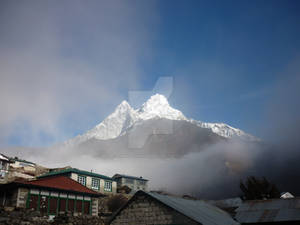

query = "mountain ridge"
63;94;259;147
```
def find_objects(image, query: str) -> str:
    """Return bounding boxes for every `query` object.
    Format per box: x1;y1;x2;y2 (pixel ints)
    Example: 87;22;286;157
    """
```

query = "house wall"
11;161;35;168
71;172;78;181
0;188;18;207
110;194;200;225
118;177;148;191
7;171;35;180
70;173;117;195
0;160;9;183
16;187;29;208
0;186;101;217
25;188;97;216
0;186;97;216
91;197;99;216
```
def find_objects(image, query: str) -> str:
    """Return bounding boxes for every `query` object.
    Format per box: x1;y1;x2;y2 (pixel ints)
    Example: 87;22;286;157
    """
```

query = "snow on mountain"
189;119;259;141
64;94;258;146
137;94;186;121
63;100;137;146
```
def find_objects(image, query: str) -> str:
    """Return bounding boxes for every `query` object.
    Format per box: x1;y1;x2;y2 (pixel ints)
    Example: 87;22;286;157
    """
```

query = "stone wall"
91;197;99;216
0;208;104;225
16;188;29;208
110;194;200;225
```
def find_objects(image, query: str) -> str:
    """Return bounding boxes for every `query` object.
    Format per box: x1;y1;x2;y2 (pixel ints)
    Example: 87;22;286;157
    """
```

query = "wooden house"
39;168;117;195
0;176;103;216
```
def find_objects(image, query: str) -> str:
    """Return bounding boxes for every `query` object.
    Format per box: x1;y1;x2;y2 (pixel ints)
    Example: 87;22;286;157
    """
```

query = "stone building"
0;154;50;183
108;190;239;225
0;154;11;183
9;157;36;168
112;174;148;192
39;168;117;195
0;175;103;216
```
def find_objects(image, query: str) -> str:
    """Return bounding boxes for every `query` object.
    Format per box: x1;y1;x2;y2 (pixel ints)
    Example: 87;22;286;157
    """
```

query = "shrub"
106;195;128;213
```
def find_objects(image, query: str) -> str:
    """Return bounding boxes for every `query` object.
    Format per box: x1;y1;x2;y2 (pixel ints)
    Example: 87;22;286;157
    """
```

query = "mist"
0;0;156;146
9;66;299;199
1;1;300;200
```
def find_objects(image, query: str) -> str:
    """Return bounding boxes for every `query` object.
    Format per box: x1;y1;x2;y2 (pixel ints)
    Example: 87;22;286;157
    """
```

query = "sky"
1;0;300;147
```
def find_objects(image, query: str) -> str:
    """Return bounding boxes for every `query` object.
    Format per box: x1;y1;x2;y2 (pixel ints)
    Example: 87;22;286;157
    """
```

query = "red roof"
16;176;101;196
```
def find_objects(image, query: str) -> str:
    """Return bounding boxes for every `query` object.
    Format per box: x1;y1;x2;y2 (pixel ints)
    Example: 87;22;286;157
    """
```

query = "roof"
235;198;300;223
0;154;10;161
207;197;243;208
10;157;35;165
39;168;113;181
281;192;294;199
10;176;102;196
207;198;243;217
113;173;148;181
110;191;239;225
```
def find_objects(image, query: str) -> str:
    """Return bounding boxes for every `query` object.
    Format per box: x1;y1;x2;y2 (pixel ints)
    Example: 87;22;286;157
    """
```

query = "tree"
240;176;280;200
106;195;128;213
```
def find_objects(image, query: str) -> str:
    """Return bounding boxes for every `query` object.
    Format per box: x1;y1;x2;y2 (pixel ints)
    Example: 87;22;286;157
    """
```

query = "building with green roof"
39;168;117;195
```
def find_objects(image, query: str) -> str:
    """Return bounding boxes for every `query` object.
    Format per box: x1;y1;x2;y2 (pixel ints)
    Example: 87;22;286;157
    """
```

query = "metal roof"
0;154;9;161
110;190;239;225
147;192;239;225
39;168;113;181
235;198;300;223
113;173;148;181
207;197;243;208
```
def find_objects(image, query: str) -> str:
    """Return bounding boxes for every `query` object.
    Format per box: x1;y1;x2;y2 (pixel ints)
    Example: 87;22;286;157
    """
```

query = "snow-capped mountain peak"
109;100;133;117
86;100;137;140
64;93;258;146
64;100;137;146
141;94;169;108
137;94;186;121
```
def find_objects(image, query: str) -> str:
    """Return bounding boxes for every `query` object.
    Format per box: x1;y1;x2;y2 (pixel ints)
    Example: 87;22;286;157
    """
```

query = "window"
91;178;100;190
0;170;6;178
125;178;134;184
104;181;112;192
77;175;86;186
0;161;4;170
138;180;146;185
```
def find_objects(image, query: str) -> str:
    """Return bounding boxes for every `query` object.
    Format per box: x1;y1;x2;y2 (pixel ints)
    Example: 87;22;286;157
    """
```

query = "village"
0;152;299;225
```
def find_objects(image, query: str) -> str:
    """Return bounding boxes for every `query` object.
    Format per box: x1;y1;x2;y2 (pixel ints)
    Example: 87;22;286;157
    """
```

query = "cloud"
4;135;261;199
0;1;157;146
262;59;300;145
2;1;300;200
250;58;300;195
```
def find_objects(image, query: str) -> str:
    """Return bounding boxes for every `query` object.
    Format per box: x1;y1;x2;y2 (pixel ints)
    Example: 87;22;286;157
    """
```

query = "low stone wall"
52;212;104;225
0;208;104;225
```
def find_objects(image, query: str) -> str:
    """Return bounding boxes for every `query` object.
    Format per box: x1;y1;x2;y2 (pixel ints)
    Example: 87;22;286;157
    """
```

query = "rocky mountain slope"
61;94;258;158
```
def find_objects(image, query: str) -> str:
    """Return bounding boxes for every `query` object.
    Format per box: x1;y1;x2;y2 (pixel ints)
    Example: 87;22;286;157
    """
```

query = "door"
68;199;75;212
28;195;39;210
59;198;66;212
76;200;82;213
39;196;48;214
83;201;90;215
49;197;58;214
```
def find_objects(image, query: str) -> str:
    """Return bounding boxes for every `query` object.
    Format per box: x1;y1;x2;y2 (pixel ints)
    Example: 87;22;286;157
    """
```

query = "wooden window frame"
91;178;100;190
104;180;112;192
77;175;87;186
